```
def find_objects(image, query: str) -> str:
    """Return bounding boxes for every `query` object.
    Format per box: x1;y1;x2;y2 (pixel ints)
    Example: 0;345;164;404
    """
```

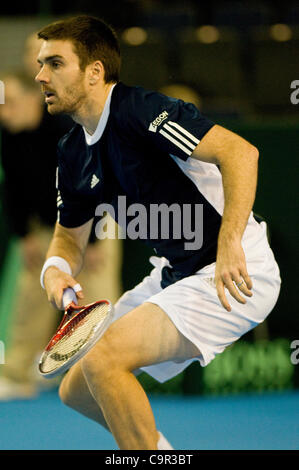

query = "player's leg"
59;360;142;430
59;361;110;430
59;256;154;432
80;302;200;450
59;362;172;449
60;257;182;448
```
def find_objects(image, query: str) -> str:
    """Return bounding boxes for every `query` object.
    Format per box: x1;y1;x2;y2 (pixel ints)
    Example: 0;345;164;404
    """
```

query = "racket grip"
62;287;78;309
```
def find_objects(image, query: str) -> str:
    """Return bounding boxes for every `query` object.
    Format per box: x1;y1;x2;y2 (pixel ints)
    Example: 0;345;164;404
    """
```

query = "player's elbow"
239;143;259;167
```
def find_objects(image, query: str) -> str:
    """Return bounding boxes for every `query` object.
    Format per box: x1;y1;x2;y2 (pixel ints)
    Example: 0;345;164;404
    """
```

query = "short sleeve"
128;88;215;161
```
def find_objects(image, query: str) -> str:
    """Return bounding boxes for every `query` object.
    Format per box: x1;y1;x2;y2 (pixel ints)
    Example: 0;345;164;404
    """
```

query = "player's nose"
35;65;49;83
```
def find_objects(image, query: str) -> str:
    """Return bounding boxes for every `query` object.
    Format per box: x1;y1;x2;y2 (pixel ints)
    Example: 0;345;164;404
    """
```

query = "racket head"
38;299;114;378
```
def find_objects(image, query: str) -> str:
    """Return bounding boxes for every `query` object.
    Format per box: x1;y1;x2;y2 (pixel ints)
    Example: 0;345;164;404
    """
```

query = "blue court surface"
0;388;298;450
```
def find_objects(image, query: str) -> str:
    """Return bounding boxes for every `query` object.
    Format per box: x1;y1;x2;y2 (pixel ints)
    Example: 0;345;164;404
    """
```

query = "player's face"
35;40;88;116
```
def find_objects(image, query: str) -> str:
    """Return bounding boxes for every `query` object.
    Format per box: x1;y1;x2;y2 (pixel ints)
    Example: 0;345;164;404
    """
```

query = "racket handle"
62;287;78;309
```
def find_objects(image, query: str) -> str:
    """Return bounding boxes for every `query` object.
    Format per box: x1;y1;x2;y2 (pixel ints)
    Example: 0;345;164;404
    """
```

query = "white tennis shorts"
112;225;281;383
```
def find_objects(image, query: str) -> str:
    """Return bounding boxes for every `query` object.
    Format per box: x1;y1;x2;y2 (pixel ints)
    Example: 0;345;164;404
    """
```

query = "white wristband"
40;256;72;289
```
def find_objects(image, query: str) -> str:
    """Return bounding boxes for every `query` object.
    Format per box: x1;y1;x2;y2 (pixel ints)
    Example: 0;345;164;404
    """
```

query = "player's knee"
81;331;120;380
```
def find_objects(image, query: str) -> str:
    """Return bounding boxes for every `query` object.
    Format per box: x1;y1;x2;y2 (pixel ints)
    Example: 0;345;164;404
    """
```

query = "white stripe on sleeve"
159;129;193;156
167;121;200;145
163;123;196;151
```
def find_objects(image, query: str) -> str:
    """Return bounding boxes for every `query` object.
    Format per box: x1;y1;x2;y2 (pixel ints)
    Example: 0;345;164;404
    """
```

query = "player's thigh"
82;302;201;374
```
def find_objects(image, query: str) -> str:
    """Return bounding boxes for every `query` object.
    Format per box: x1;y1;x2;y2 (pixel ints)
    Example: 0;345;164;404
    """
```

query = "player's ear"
88;60;104;85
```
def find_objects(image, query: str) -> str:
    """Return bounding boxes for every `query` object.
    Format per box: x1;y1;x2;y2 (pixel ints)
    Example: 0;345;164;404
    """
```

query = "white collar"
83;83;116;146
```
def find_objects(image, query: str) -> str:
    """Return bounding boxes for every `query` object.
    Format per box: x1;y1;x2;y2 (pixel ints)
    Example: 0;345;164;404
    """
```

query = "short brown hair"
38;15;121;83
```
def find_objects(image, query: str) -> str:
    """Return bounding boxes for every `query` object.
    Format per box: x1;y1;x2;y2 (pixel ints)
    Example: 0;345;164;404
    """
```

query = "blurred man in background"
23;32;45;80
0;34;122;400
0;68;71;399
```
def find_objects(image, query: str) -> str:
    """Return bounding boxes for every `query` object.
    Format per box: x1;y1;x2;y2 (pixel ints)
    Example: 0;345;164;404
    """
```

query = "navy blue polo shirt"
57;82;221;286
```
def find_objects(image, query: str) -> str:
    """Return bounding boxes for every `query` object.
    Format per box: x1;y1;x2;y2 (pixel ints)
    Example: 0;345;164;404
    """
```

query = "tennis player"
36;15;281;450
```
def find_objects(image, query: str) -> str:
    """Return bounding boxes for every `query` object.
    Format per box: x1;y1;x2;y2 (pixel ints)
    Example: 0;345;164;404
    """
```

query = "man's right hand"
44;266;84;310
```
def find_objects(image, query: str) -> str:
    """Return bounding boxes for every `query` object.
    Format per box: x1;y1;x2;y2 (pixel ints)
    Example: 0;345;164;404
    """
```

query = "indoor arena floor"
0;388;298;450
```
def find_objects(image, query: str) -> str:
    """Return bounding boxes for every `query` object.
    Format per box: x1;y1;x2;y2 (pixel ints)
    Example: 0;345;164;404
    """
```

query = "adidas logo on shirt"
91;174;100;188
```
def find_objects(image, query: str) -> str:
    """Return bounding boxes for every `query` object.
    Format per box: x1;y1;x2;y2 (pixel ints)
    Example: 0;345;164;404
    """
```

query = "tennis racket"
38;287;114;378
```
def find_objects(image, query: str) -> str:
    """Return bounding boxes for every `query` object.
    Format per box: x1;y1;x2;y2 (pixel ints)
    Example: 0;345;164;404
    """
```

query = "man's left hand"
215;236;253;311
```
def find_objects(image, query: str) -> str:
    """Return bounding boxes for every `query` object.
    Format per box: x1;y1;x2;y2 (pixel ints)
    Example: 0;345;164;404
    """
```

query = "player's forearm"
192;124;259;243
218;142;259;244
45;224;84;277
44;219;93;280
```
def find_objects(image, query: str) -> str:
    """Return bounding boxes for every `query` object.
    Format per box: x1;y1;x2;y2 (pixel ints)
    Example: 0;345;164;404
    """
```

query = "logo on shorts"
148;111;169;132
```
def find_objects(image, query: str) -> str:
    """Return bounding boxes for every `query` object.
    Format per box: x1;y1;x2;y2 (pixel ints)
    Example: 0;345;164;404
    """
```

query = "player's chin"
47;104;63;115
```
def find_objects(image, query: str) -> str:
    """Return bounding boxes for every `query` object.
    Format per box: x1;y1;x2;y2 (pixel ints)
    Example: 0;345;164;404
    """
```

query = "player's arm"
191;124;259;311
43;218;94;309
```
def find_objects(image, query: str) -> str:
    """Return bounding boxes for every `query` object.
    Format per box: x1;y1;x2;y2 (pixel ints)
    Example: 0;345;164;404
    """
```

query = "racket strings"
61;307;93;337
40;303;109;373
